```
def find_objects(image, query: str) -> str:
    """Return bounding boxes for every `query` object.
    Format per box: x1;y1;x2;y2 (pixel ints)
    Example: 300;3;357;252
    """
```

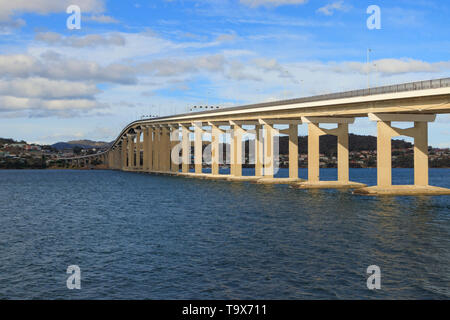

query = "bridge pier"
122;138;128;170
288;124;299;180
127;133;135;170
170;125;180;173
355;113;450;195
230;122;243;177
181;124;191;174
226;121;260;182
135;129;142;169
142;126;149;171
148;126;154;171
117;146;122;169
160;126;169;172
210;123;221;176
255;124;263;177
263;121;275;178
257;119;303;185
154;127;161;171
293;117;366;189
202;122;231;180
194;122;203;174
110;148;116;169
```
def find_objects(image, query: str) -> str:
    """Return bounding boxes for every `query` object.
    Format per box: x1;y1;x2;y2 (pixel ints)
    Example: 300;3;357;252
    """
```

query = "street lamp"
367;48;372;89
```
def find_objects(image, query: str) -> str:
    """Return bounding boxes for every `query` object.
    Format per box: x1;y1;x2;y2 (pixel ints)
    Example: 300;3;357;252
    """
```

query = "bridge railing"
286;78;450;105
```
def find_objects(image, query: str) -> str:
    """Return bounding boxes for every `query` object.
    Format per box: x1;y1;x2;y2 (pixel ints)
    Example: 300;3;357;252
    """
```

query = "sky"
0;0;449;147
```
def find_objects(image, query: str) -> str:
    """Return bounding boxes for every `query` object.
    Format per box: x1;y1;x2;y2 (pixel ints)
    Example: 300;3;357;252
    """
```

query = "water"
0;168;449;299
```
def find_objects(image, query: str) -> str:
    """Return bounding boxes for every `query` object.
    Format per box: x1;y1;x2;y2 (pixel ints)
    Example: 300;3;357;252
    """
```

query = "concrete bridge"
63;78;450;196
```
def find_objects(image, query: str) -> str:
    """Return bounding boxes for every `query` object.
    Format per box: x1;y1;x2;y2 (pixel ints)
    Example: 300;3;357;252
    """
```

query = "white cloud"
0;96;101;110
226;61;262;81
35;32;126;48
0;78;100;99
27;31;182;65
0;0;104;22
335;58;450;75
317;1;349;16
0;17;25;34
252;57;295;80
240;0;308;8
0;53;137;84
136;54;227;77
216;33;237;42
84;14;119;24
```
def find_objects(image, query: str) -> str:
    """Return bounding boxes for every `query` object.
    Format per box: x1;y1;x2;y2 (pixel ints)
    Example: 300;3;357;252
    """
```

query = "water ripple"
0;168;449;299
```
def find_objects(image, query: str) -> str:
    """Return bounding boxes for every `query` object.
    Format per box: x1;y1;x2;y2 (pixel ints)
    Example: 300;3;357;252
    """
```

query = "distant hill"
244;134;414;155
51;140;110;150
0;138;26;145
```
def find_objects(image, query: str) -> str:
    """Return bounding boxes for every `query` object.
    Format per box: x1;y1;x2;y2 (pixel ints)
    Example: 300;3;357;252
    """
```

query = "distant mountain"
245;134;415;155
51;140;111;150
0;137;26;145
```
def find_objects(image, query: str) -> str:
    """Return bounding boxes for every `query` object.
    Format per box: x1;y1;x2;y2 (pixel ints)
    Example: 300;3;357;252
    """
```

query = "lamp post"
367;48;372;89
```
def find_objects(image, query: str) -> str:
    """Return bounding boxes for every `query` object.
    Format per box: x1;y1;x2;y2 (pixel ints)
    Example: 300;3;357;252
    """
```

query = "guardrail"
265;78;450;108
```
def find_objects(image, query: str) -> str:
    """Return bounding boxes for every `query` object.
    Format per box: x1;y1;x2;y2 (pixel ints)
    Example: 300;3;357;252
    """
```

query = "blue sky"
0;0;449;146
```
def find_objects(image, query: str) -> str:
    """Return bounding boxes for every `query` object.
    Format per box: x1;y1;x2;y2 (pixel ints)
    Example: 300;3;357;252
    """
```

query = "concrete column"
153;127;160;171
255;124;263;177
166;128;172;172
414;121;428;186
122;140;127;170
143;127;149;171
117;148;121;169
264;123;274;178
369;113;436;189
111;150;115;169
194;122;203;174
107;152;112;168
231;124;243;177
337;123;349;183
170;126;180;172
119;147;122;169
135;129;141;168
147;127;154;171
288;124;298;179
159;127;165;172
211;124;221;175
307;123;320;182
163;127;172;172
159;127;167;172
229;128;235;176
377;121;392;187
131;135;136;168
181;125;190;173
127;135;134;169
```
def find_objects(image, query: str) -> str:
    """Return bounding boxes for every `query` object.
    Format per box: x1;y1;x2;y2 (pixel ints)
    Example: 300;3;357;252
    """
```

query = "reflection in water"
0;168;448;299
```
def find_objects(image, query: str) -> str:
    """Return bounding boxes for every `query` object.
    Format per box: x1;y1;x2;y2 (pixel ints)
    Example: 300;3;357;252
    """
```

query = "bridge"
63;78;450;196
